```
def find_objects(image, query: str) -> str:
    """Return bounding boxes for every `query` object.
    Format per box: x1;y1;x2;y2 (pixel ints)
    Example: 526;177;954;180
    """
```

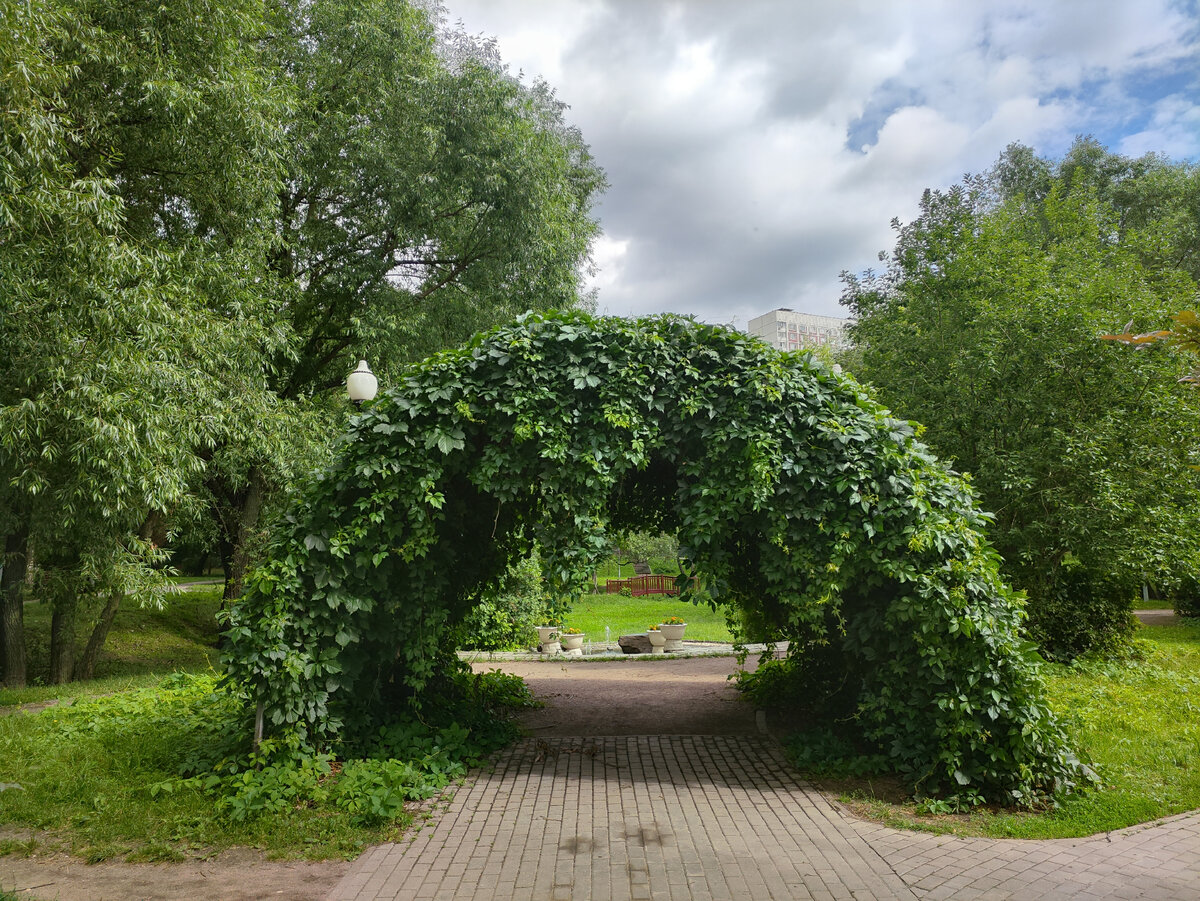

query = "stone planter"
561;632;585;656
537;625;560;655
646;629;667;654
660;622;686;651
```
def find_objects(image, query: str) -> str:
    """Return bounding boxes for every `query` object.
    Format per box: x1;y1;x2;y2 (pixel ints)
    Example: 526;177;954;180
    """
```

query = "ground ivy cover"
224;311;1092;803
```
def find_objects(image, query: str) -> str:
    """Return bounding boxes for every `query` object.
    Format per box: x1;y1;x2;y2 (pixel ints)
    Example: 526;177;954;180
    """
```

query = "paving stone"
328;734;1200;901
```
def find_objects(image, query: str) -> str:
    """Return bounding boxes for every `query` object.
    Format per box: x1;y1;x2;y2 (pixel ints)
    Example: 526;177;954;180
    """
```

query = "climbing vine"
224;310;1092;803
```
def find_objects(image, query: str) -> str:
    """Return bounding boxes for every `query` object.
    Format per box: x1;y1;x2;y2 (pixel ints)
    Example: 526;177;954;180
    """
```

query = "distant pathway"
329;654;1200;901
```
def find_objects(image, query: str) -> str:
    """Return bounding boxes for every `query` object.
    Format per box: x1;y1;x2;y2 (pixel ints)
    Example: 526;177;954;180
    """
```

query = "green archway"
225;311;1089;803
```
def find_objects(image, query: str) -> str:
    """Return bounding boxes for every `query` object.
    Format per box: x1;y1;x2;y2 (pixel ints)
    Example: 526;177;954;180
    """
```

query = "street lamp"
346;360;378;406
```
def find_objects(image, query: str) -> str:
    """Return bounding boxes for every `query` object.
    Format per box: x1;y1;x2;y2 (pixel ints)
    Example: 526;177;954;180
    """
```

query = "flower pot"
537;626;560;654
561;632;585;656
660;622;686;651
646;630;666;654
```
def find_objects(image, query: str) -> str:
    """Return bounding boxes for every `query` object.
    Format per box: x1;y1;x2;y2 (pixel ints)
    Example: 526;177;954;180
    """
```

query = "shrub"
225;310;1092;806
736;637;855;723
1170;574;1200;617
456;555;552;650
1025;563;1137;661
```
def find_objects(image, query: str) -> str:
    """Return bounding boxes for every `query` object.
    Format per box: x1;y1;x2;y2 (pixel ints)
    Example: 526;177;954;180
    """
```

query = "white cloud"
586;235;630;296
443;0;1200;323
1119;94;1200;159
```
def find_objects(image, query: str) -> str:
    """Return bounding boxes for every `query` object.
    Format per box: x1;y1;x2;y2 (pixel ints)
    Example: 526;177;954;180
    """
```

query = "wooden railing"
604;574;679;597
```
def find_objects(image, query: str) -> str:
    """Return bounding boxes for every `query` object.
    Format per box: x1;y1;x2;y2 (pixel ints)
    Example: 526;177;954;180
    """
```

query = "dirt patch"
475;654;762;736
0;700;62;718
1135;609;1179;626
0;842;348;901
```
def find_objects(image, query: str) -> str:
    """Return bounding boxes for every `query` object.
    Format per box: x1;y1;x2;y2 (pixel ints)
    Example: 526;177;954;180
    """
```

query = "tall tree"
0;0;286;684
842;141;1200;659
208;0;606;599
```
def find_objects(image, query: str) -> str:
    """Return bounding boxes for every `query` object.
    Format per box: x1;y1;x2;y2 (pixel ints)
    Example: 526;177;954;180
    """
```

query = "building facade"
747;308;851;352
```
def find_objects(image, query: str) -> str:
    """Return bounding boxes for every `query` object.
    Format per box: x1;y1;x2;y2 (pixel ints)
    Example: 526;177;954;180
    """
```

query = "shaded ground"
1136;608;1180;626
480;653;761;736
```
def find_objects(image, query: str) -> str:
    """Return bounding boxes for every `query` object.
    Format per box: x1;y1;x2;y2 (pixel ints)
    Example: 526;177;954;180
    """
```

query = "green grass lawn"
0;583;528;863
0;587;224;708
563;591;739;643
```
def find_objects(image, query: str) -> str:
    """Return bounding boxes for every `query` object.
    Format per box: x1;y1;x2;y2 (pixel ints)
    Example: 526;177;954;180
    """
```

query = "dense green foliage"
842;140;1200;659
455;555;553;651
225;310;1090;804
0;0;605;685
838;620;1200;838
0;0;288;684
1170;575;1200;618
199;0;606;602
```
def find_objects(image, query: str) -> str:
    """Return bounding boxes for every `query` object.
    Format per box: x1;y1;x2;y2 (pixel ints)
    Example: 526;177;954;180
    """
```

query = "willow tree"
206;0;606;600
0;0;285;684
225;311;1090;805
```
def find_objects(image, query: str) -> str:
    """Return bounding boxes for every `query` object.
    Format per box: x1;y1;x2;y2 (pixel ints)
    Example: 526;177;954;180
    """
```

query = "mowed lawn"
563;591;738;643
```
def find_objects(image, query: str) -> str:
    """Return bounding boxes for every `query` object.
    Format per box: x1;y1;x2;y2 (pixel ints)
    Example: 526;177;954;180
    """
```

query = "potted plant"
536;624;560;654
646;624;666;654
660;616;687;651
561;627;585;656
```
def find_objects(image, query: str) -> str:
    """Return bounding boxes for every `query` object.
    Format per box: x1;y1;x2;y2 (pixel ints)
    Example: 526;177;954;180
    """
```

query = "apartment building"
747;308;851;352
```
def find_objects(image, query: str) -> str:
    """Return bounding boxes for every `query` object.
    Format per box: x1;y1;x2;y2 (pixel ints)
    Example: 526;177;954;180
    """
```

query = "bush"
735;635;856;723
1025;563;1137;661
456;555;552;650
1170;574;1200;617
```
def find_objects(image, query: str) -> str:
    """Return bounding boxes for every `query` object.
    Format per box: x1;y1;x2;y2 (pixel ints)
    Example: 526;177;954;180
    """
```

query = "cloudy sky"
444;0;1200;328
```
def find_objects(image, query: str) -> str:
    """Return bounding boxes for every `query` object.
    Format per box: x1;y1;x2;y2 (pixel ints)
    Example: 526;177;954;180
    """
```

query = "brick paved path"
861;810;1200;900
330;735;917;901
329;734;1200;901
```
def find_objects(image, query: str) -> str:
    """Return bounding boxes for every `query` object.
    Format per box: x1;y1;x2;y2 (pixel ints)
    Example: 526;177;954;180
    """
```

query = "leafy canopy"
842;140;1200;658
225;311;1089;804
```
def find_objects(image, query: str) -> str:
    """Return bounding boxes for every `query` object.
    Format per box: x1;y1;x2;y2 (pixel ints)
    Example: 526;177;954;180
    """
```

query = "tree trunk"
1;529;29;688
49;594;76;684
74;512;162;681
223;466;267;602
76;591;121;681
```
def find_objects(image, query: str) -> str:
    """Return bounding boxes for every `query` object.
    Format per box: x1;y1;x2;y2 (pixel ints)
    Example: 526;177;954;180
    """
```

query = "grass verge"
816;618;1200;839
0;669;533;862
1;585;536;862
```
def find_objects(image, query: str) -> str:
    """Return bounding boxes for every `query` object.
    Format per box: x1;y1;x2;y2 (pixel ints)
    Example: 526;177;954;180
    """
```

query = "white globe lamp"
346;360;378;406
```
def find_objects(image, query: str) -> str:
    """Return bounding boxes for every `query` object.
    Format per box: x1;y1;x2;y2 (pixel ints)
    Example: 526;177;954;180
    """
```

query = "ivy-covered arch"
225;311;1090;803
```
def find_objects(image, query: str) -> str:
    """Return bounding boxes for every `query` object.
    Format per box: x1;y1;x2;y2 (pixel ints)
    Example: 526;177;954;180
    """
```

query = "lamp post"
346;360;378;406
